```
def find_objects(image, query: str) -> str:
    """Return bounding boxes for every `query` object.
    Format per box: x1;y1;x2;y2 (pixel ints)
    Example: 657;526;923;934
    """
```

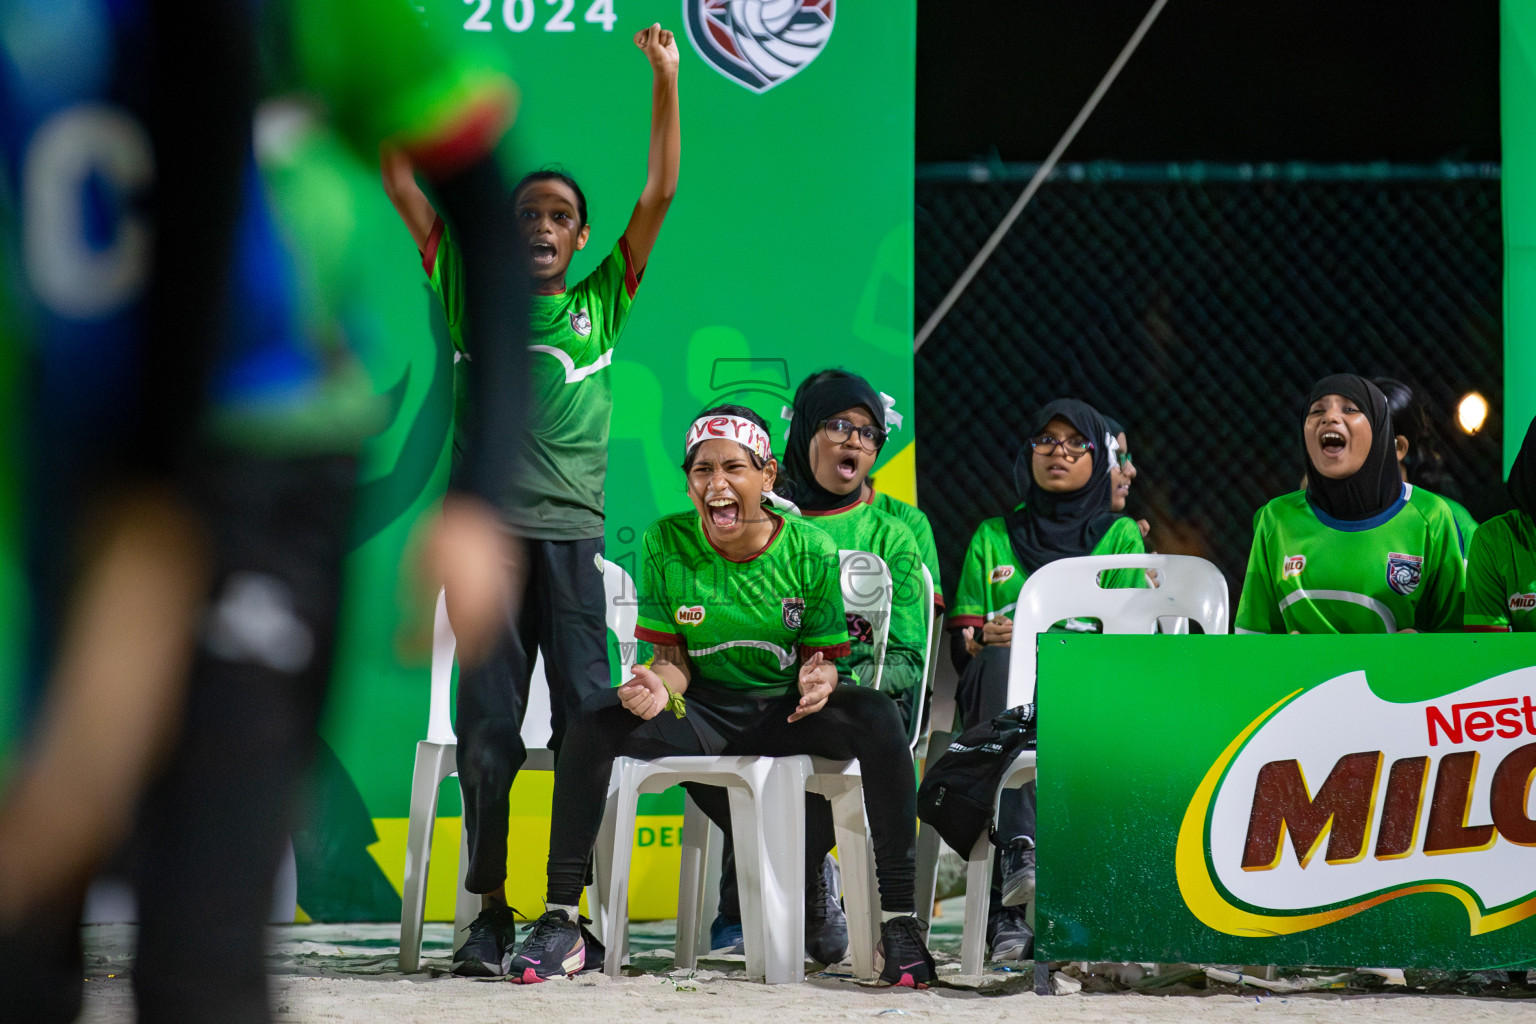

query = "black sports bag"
916;704;1037;854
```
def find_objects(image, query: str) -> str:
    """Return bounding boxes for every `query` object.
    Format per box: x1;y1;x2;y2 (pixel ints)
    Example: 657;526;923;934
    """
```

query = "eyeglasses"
821;418;886;451
1029;435;1095;458
1115;452;1134;469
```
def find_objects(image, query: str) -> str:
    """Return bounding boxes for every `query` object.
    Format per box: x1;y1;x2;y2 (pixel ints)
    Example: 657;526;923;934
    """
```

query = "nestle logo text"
1425;696;1536;746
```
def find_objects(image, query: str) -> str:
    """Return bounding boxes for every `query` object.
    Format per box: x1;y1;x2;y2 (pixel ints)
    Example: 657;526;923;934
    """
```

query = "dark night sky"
917;0;1500;164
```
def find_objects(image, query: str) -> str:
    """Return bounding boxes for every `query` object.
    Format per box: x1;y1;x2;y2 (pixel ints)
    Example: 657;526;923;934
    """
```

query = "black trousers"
956;644;1035;907
129;453;354;1024
0;454;352;1024
455;536;610;893
546;683;918;913
697;686;923;921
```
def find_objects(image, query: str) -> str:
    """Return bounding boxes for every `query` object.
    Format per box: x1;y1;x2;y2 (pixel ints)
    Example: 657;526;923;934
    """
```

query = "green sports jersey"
948;509;1146;634
1464;509;1536;631
868;489;944;608
1235;484;1465;634
428;227;638;538
634;511;850;693
1436;492;1480;557
799;502;927;698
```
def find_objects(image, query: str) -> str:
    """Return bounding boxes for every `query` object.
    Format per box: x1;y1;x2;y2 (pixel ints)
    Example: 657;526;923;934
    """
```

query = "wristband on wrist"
660;679;687;719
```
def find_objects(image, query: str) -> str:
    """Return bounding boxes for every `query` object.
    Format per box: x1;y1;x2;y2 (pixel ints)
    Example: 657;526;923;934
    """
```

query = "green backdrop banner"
1504;0;1535;473
1037;635;1536;969
304;0;917;921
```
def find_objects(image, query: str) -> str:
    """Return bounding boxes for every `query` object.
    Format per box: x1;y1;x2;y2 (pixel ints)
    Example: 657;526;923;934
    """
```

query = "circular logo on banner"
684;0;835;94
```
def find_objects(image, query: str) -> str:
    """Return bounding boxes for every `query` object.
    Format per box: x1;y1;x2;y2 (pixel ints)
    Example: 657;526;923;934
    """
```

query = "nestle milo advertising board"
1036;635;1536;968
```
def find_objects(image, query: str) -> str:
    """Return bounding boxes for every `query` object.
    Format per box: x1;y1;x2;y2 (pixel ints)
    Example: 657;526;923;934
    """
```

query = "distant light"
1457;392;1489;435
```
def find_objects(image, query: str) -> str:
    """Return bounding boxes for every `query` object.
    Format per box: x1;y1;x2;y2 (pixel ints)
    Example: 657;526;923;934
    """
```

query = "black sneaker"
987;906;1034;961
507;910;585;983
874;915;936;988
1000;837;1036;908
577;916;606;973
805;854;850;964
452;904;519;977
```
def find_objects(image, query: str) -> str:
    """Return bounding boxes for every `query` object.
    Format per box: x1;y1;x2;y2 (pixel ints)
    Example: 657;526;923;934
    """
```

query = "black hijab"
780;370;887;513
1508;415;1536;520
1005;398;1121;573
1303;374;1402;522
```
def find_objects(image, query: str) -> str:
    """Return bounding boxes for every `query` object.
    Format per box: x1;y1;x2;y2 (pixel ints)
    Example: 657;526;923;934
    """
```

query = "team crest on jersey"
990;565;1016;583
1282;554;1306;579
675;605;706;626
781;597;805;630
684;0;835;94
1510;593;1536;612
570;307;593;338
1385;552;1423;597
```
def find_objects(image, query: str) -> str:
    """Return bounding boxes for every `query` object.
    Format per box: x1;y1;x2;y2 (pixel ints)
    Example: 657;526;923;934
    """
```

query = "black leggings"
956;644;1035;906
546;683;918;912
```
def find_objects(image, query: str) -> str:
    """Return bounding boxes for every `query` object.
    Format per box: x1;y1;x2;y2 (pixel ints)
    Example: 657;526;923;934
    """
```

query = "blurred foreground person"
0;1;527;1021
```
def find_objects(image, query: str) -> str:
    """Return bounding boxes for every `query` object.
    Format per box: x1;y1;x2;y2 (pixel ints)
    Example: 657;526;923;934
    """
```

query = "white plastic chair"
605;551;905;983
397;559;637;973
918;553;1228;975
601;754;813;983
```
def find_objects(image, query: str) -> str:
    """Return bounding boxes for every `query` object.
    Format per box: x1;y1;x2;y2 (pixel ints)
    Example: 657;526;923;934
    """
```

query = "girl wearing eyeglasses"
945;398;1144;960
777;370;929;712
1235;374;1464;634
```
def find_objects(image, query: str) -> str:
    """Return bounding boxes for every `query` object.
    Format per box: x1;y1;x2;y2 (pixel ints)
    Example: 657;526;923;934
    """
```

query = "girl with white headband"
502;404;937;987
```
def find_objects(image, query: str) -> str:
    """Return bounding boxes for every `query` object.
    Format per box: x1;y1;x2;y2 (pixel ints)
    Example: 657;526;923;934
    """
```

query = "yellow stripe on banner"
876;440;918;506
369;813;688;922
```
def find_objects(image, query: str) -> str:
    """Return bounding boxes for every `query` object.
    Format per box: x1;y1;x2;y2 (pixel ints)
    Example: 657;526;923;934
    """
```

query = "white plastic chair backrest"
1004;553;1228;707
424;557;639;748
840;549;892;690
912;565;937;752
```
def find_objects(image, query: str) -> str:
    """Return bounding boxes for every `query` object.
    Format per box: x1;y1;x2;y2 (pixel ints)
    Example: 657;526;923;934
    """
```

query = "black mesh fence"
914;162;1505;611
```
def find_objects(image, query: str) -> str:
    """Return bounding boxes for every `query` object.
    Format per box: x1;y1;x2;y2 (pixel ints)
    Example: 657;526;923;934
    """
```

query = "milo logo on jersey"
1177;668;1536;938
1282;555;1306;579
1511;593;1536;613
675;605;706;626
1386;551;1424;596
685;0;835;94
990;565;1015;583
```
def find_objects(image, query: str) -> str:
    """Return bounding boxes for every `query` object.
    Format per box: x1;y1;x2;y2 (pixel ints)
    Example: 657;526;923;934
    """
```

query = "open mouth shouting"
833;451;861;484
528;240;558;268
706;495;741;531
1316;428;1348;459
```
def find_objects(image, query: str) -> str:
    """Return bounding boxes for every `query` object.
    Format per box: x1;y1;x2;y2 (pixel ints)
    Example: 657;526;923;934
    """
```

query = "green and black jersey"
427;229;639;539
799;501;927;698
1236;484;1465;634
634;511;850;694
868;489;943;609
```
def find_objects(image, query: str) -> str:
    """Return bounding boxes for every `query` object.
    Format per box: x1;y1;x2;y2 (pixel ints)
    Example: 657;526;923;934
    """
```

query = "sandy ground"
70;906;1534;1024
